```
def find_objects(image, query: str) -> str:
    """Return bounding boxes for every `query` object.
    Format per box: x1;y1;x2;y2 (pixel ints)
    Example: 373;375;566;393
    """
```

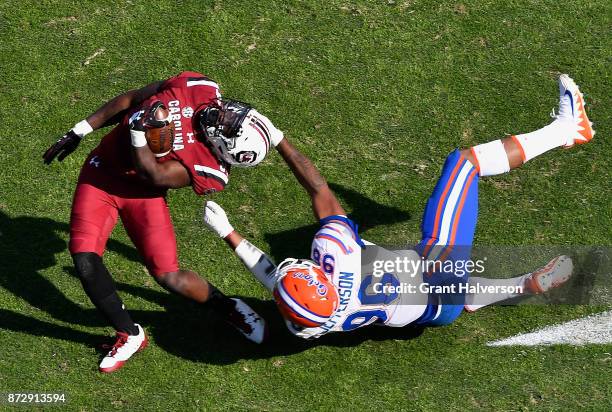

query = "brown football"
145;106;175;156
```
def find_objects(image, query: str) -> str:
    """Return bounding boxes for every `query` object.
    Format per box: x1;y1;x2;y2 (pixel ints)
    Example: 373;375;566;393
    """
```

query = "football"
145;105;175;157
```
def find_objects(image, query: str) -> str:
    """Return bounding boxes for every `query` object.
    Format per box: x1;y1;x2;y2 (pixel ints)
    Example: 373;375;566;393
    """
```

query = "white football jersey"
287;216;429;339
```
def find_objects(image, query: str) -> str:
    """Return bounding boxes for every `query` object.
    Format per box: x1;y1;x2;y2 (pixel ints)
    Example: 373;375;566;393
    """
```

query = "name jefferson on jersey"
287;215;428;339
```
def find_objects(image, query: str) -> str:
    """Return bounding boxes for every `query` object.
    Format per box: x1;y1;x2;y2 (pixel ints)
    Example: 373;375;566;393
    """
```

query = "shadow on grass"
0;289;425;365
0;186;419;365
264;183;411;260
0;210;141;327
112;284;425;364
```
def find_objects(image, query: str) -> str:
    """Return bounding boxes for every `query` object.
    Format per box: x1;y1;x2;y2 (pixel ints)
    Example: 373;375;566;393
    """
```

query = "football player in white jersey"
203;74;592;339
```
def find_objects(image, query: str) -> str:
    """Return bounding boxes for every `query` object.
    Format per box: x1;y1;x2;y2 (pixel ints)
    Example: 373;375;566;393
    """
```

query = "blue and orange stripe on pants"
415;149;479;326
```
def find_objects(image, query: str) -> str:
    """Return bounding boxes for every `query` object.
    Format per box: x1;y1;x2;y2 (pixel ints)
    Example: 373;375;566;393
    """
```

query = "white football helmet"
198;100;272;167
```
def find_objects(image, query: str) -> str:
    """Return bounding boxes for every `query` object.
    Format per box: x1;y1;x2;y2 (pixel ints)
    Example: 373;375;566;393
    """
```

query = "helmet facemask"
275;258;320;279
198;99;254;165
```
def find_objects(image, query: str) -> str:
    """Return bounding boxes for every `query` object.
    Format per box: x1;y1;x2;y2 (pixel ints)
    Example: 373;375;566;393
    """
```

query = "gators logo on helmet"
273;258;339;328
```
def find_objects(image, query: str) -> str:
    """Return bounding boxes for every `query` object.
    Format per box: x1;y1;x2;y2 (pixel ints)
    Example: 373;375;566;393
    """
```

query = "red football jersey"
84;71;230;196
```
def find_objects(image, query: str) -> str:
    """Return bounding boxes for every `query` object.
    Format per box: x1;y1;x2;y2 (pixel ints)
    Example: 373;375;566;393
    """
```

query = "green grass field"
1;0;611;410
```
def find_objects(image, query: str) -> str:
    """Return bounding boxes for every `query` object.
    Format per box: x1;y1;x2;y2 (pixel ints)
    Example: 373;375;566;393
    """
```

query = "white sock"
471;139;510;176
464;274;529;312
512;120;570;162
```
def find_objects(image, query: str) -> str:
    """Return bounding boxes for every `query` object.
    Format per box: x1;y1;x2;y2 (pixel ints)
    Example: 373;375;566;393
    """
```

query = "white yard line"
487;311;612;346
83;48;105;66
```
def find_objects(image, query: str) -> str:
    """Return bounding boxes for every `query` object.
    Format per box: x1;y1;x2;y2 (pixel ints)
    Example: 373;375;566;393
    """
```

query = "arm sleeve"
234;239;329;339
234;239;279;291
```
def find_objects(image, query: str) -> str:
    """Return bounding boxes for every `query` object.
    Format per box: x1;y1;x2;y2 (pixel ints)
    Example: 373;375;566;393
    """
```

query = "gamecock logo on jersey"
182;106;194;118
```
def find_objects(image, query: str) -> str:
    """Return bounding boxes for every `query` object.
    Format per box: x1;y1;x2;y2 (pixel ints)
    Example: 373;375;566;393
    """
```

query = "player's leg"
70;183;147;373
453;75;591;312
464;255;574;312
415;75;593;326
462;74;594;176
69;183;140;336
117;196;210;301
415;149;479;326
120;197;267;344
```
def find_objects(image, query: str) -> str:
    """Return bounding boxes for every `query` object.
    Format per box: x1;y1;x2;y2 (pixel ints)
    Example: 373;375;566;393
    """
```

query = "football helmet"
272;258;339;328
198;99;271;167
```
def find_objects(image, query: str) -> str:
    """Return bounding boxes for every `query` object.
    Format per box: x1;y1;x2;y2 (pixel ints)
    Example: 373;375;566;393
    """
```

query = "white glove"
253;110;284;147
203;201;234;238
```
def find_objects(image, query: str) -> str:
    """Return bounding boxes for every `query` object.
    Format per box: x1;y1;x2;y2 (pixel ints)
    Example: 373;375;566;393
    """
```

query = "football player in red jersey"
43;72;284;373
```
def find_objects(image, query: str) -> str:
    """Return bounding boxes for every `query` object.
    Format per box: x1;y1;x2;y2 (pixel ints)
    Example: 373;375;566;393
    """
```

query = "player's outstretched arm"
275;139;345;220
88;81;165;130
43;81;164;164
203;201;279;291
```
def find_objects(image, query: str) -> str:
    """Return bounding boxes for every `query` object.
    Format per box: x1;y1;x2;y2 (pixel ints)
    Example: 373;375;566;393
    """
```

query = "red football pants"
69;183;179;276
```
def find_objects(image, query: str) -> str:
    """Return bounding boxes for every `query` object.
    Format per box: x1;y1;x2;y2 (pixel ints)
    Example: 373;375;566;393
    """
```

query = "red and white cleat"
556;74;595;147
99;324;148;373
524;255;574;294
225;298;267;344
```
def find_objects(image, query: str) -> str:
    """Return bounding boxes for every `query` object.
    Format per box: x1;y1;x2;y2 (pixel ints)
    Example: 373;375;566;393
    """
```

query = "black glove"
146;101;171;128
128;109;147;132
129;102;169;130
42;130;82;164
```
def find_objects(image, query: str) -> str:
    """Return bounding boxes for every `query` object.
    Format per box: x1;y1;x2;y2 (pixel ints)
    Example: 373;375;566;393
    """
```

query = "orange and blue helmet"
272;258;339;328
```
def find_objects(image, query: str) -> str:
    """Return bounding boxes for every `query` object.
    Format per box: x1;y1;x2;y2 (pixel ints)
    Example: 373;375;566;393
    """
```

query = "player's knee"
438;149;463;171
154;270;203;297
153;271;180;290
72;252;116;298
459;148;472;160
72;252;103;282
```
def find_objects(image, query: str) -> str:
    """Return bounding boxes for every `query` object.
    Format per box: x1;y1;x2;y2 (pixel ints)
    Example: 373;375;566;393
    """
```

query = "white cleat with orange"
524;255;574;294
555;74;595;147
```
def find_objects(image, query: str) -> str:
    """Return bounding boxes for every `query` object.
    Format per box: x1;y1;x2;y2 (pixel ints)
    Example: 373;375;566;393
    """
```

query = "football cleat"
99;324;148;373
555;74;595;147
524;255;574;294
272;258;339;328
225;298;267;344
